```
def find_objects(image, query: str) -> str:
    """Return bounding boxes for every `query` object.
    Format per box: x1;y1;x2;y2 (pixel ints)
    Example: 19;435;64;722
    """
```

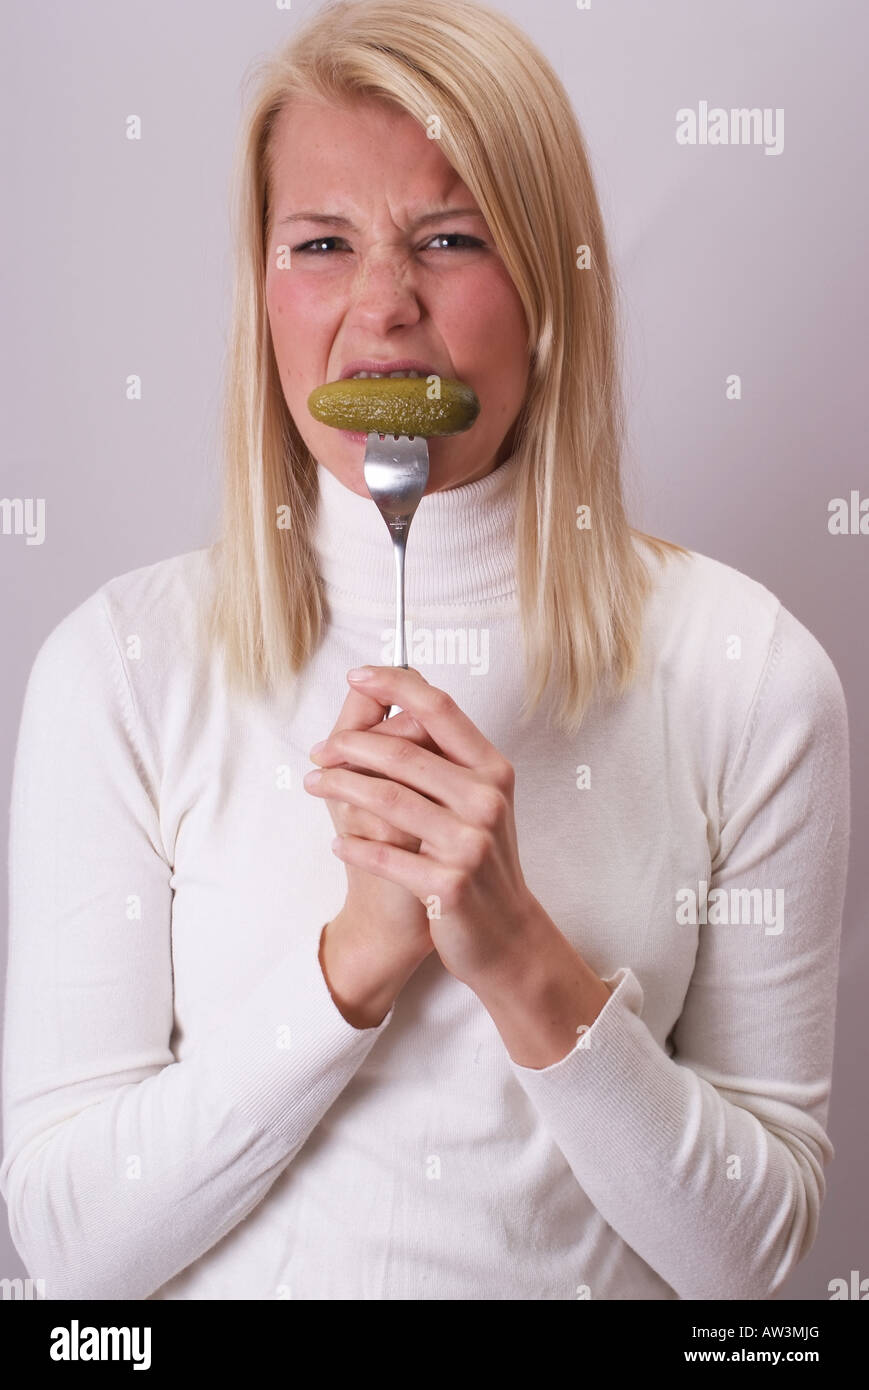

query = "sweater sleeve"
0;590;394;1301
507;602;851;1301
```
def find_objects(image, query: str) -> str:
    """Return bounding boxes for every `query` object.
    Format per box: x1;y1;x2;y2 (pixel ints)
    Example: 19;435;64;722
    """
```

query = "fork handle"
385;528;409;722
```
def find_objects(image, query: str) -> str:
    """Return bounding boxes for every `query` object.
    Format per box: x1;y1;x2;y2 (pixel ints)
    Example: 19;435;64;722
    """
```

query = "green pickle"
307;376;480;437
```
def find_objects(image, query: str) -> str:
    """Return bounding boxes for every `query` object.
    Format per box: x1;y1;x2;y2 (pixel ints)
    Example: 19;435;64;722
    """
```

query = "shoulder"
29;547;216;675
635;539;843;692
633;539;779;669
96;546;217;656
20;549;220;777
631;537;848;779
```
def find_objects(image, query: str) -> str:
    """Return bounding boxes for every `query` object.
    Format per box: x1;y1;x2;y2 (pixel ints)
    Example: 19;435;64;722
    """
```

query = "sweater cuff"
507;964;687;1141
202;923;395;1143
509;966;641;1078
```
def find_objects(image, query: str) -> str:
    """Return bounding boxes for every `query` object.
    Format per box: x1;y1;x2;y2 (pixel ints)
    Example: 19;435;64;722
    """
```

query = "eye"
423;233;485;251
292;237;351;254
290;232;486;256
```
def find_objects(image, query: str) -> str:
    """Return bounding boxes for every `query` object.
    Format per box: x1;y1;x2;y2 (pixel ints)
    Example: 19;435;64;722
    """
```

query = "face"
264;96;530;496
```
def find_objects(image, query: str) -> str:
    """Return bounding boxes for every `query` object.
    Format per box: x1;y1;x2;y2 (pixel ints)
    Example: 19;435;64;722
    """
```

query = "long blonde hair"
205;0;688;733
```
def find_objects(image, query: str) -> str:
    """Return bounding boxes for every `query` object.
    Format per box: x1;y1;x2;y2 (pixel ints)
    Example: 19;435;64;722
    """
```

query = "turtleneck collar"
312;452;521;613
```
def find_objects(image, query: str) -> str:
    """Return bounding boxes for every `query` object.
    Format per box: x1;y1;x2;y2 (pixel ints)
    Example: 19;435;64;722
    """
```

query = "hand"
304;674;438;959
305;665;543;991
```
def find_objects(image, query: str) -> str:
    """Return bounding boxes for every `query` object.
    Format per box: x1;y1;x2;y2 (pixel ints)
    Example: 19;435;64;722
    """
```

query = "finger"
324;712;439;760
311;730;477;821
320;687;433;774
331;832;449;904
346;667;495;769
313;721;436;789
330;683;394;737
331;683;436;745
305;765;460;854
336;805;421;850
369;709;437;749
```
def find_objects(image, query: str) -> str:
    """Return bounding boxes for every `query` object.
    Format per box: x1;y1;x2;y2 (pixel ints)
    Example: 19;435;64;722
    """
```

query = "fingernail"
303;769;322;786
347;666;374;681
309;740;327;756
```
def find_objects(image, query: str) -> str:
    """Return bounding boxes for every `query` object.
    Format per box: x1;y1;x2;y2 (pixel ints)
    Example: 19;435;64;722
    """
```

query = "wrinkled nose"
347;251;422;333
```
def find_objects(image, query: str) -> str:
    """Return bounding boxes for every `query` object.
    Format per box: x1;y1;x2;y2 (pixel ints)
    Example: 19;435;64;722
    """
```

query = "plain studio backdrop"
1;0;866;1300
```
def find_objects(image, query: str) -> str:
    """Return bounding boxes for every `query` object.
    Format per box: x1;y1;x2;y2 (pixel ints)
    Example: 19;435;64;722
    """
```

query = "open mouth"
346;368;426;380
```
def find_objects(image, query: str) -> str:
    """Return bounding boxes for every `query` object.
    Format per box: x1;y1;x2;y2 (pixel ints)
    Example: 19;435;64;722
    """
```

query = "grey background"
1;0;865;1299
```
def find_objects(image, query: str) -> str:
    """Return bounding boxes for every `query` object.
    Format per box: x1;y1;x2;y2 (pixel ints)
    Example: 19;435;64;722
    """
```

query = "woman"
1;0;850;1300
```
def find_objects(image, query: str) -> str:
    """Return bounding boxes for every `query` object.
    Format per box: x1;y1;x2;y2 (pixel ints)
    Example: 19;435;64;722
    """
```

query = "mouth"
338;360;444;382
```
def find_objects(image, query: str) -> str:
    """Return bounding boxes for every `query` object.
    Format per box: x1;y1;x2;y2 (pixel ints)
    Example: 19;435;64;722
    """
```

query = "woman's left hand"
304;665;546;990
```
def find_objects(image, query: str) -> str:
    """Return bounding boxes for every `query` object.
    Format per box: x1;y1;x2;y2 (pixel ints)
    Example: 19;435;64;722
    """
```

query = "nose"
346;248;423;334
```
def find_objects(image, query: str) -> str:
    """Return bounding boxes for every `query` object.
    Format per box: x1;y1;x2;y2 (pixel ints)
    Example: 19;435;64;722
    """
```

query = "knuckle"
380;779;404;809
328;731;348;758
458;825;491;868
371;840;392;869
474;787;506;830
386;713;425;742
428;688;455;719
491;759;515;794
387;736;416;766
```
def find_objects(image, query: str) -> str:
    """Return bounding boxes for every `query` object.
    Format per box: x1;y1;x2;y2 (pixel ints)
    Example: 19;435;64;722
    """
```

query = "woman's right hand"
308;676;438;1026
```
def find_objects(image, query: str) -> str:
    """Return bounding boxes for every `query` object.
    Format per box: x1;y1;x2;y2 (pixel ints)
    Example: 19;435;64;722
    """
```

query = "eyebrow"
277;207;483;230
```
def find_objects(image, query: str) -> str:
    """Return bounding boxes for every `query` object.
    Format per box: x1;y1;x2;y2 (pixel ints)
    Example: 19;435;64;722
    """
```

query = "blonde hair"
205;0;688;733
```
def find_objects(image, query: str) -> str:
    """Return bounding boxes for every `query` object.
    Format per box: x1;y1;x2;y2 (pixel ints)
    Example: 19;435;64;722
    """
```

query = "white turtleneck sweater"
1;454;850;1301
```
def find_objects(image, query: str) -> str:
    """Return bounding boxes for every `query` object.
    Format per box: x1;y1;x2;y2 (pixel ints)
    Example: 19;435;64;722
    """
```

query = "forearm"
468;906;613;1069
319;904;433;1030
1;927;394;1299
503;967;833;1301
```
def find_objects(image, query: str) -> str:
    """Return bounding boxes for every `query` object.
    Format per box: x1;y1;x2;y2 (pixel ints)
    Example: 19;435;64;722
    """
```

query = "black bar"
2;1297;863;1374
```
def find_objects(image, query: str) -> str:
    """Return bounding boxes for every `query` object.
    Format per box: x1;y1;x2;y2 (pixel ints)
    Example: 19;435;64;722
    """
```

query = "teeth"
350;369;423;379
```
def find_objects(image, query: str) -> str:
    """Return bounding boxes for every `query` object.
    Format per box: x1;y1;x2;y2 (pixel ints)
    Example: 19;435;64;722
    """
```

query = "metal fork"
362;432;430;720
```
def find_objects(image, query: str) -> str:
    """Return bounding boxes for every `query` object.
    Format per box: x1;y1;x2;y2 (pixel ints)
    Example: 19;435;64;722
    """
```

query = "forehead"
267;97;467;207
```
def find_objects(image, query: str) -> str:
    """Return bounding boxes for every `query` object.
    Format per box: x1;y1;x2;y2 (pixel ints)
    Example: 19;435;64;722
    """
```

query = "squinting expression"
264;97;530;496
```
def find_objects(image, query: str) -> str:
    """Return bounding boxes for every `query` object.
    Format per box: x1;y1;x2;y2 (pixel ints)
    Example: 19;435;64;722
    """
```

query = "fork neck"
312;452;521;612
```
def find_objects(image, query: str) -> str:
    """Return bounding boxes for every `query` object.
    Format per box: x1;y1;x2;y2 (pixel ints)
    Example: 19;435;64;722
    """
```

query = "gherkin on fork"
307;372;480;720
307;375;479;438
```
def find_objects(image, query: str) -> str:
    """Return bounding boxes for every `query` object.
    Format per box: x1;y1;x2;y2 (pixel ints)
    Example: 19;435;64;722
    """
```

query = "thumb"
329;683;432;752
330;682;393;737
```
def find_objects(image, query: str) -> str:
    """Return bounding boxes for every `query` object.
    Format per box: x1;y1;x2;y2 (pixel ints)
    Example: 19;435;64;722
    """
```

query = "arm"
492;604;850;1300
0;591;395;1300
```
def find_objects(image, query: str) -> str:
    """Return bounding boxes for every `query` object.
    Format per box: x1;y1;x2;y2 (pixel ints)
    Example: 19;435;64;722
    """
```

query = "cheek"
450;277;528;391
449;269;526;348
266;267;333;349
